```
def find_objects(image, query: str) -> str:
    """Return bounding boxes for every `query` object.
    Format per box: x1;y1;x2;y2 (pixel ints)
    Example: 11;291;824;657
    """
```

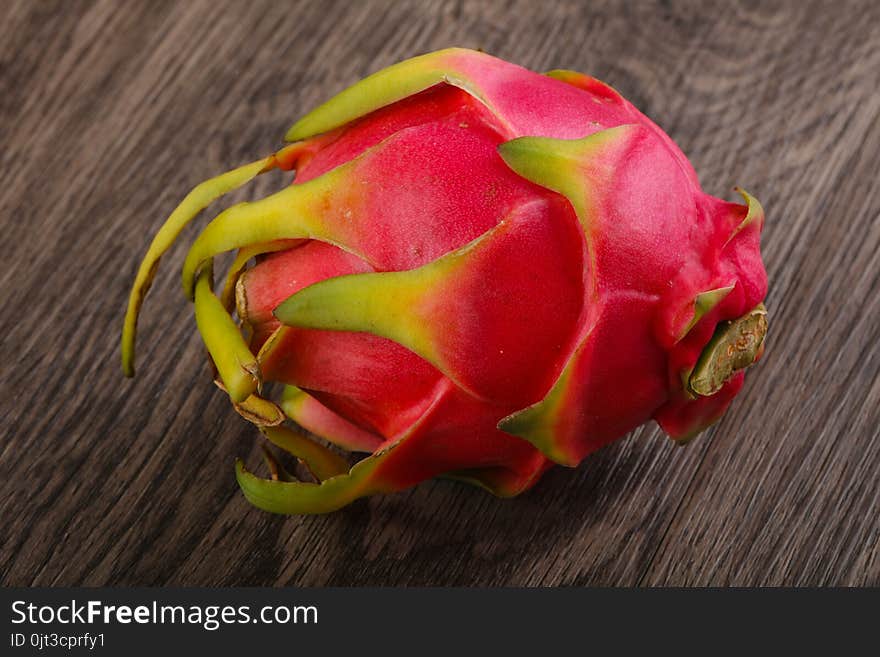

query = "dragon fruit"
122;48;768;514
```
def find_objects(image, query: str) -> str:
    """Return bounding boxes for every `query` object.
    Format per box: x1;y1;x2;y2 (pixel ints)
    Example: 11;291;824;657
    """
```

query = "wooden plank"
1;0;877;586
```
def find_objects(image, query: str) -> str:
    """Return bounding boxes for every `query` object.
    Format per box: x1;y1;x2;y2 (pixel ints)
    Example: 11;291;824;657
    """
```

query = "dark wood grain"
1;0;878;587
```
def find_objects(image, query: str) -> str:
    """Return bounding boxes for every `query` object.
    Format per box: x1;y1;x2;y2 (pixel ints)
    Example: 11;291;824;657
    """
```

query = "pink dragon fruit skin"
122;48;768;514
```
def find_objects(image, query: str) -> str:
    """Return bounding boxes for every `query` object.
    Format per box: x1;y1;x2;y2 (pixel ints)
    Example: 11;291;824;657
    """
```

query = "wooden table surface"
2;0;878;587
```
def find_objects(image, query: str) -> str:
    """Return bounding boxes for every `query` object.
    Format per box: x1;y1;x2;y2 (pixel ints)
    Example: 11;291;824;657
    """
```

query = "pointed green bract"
498;125;638;226
273;222;506;399
237;381;451;513
193;268;259;403
122;155;276;377
273;267;436;359
496;358;580;467
260;425;350;482
678;285;735;341
496;319;600;466
545;69;624;102
279;385;381;453
235;450;394;514
279;384;309;415
725;187;764;246
545;69;592;84
285;48;506;141
498;125;640;287
180;170;344;299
